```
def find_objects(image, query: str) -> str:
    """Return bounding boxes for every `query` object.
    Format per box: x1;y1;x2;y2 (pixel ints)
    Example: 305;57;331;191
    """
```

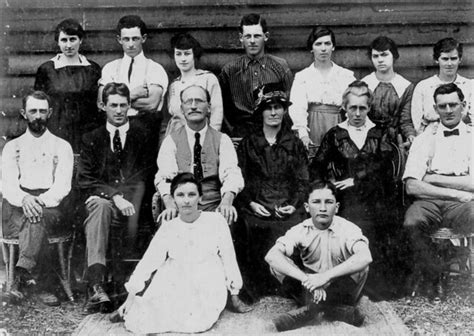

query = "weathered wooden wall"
1;0;473;136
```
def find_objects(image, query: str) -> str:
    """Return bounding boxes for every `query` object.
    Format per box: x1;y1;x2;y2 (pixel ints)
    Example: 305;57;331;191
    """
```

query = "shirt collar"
363;72;410;98
185;123;208;140
437;121;465;135
302;216;343;233
123;51;145;63
106;121;130;134
25;128;52;141
338;118;375;131
244;54;267;69
51;53;91;69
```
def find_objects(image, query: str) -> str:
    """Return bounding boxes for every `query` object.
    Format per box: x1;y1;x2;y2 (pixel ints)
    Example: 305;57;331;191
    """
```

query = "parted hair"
306;26;336;50
433;37;463;60
54;18;85;41
306;180;339;201
171;32;203;61
117;15;148;36
367;36;399;60
433;83;465;103
341;80;374;109
102;82;131;104
170;172;203;196
22;90;52;110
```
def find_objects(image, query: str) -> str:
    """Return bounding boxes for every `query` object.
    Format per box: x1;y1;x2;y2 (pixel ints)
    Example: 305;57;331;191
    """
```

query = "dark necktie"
128;58;134;82
443;129;459;137
193;132;203;180
113;129;123;163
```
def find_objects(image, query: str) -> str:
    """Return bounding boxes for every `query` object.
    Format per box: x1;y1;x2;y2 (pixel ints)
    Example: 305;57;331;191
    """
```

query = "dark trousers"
404;199;474;279
2;197;67;273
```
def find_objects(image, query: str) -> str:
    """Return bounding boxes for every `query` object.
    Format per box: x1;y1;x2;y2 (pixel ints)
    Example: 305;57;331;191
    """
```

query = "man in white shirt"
99;15;168;156
403;83;473;300
155;85;244;224
2;90;74;305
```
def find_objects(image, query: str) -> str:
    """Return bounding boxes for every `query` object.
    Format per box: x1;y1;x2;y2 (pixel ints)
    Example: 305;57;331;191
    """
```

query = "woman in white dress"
289;26;355;153
165;32;223;135
112;173;251;334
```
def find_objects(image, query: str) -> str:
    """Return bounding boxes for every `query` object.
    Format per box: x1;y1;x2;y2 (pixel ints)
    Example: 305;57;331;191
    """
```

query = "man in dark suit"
77;82;154;312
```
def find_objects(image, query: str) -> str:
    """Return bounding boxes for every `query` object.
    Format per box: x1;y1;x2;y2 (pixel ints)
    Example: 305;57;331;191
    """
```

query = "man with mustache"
2;90;74;306
155;85;244;225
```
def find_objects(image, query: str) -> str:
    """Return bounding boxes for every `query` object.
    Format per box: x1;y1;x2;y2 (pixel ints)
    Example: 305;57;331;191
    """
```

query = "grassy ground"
1;274;472;335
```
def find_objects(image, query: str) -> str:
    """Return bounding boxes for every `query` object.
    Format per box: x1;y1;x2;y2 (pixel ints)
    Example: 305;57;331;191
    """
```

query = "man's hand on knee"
112;195;136;217
22;195;44;223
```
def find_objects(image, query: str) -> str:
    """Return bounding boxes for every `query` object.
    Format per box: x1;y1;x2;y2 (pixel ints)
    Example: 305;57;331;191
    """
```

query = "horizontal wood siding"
1;0;473;133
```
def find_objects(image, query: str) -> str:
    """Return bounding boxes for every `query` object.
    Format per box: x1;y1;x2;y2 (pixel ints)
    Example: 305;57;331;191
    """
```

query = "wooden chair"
0;234;75;302
429;228;473;276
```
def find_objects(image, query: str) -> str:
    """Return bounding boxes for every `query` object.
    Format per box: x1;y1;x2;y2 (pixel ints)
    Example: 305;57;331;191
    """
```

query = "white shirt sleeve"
289;71;310;138
218;134;244;196
411;81;425;134
38;140;74;207
2;141;28;207
207;74;224;131
155;135;178;197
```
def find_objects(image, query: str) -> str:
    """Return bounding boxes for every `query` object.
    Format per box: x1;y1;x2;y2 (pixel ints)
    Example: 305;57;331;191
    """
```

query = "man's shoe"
85;284;112;314
272;304;318;332
37;291;60;307
8;274;25;302
324;304;365;327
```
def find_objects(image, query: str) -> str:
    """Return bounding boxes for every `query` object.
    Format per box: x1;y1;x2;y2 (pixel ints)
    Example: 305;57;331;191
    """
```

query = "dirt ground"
1;274;472;335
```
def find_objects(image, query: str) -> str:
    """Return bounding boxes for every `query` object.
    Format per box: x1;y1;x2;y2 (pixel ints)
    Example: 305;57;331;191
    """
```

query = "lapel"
122;124;139;170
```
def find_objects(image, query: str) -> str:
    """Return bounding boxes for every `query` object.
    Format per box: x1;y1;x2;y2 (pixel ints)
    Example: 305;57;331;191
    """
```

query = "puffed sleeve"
215;214;243;295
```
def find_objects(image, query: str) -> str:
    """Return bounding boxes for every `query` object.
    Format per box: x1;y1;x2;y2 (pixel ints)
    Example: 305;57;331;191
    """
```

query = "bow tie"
443;129;459;137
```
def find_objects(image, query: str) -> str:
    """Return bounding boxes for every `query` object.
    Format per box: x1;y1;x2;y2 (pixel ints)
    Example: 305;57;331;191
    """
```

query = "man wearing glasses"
219;13;293;138
403;83;473;301
155;85;244;225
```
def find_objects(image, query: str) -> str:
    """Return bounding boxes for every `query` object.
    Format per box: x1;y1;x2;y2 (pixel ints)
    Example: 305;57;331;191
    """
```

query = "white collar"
338;118;375;131
50;53;91;69
24;128;52;141
185;123;208;140
363;72;411;98
122;51;146;63
106;121;130;134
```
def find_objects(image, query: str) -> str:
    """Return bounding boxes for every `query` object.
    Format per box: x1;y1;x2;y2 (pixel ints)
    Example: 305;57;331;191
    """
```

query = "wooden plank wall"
0;0;473;137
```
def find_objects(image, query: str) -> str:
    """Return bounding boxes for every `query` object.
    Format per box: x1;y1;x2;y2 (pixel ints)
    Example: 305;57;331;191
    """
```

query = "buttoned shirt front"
403;122;473;181
276;216;369;282
99;51;168;112
155;124;244;197
2;129;74;207
106;121;130;151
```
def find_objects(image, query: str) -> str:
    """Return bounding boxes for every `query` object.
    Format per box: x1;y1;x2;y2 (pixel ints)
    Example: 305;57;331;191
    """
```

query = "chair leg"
57;242;74;302
469;236;474;277
7;244;15;292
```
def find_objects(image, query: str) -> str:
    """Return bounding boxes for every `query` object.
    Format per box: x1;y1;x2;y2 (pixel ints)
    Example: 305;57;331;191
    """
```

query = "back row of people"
30;14;473;154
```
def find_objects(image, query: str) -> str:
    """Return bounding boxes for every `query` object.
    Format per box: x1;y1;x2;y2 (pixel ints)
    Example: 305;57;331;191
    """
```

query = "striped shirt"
219;54;293;137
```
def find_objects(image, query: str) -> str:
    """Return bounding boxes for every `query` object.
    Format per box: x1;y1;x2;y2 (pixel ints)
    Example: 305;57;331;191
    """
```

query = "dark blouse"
34;58;102;152
237;127;309;213
310;125;395;205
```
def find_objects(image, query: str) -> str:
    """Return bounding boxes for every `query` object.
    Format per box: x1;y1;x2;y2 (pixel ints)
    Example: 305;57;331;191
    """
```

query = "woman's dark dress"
34;57;102;152
237;127;309;297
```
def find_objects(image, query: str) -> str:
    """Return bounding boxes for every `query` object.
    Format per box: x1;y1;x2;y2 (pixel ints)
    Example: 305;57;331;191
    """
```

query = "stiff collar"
436;121;466;136
24;128;53;141
51;53;91;69
185;123;208;141
106;121;130;135
122;51;146;64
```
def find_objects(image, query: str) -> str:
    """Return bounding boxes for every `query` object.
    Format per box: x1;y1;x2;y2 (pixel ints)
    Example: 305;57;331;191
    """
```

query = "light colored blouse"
289;62;355;138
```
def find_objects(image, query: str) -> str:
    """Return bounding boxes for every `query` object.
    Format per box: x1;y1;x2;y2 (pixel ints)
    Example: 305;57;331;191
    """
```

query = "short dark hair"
433;83;465;104
54;18;85;41
342;80;373;109
367;36;399;60
307;180;339;201
239;13;268;33
307;26;336;50
170;32;203;61
22;90;51;110
170;172;203;197
102;82;131;104
433;37;463;60
180;85;211;103
117;15;148;36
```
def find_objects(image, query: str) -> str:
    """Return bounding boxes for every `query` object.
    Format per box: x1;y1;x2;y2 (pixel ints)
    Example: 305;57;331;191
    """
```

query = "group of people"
2;11;473;334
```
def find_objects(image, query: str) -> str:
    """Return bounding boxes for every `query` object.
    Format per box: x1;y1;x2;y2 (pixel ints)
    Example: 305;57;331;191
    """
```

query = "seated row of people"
2;76;472;333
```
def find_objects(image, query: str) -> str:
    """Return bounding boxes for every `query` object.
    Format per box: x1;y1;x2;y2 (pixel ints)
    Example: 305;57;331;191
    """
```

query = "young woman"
237;83;309;298
165;32;223;135
114;173;251;334
289;26;355;152
362;36;416;143
34;19;101;152
411;37;472;134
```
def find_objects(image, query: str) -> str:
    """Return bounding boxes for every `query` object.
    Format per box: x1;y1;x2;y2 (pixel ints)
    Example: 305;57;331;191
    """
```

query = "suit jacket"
77;121;155;201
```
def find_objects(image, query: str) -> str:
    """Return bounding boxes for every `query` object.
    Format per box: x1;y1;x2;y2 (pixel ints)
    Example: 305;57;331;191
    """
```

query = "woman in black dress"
35;18;101;152
236;83;309;298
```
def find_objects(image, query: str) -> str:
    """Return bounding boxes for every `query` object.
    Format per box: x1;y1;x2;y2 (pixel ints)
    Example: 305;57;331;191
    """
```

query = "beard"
28;119;48;134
